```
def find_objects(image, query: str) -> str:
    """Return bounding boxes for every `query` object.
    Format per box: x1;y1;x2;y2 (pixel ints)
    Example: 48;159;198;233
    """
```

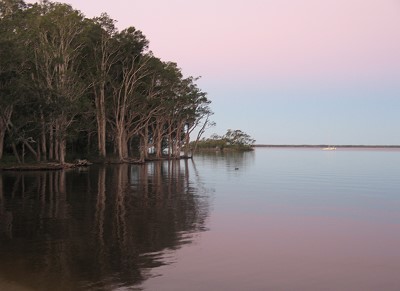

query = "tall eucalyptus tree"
107;27;149;161
0;0;27;160
28;2;87;163
84;13;120;158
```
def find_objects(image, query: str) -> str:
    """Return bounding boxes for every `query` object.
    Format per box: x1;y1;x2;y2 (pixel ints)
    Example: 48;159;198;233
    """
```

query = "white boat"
322;146;336;151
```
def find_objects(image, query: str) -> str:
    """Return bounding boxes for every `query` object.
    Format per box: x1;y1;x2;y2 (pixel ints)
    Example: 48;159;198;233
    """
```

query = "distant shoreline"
253;145;400;149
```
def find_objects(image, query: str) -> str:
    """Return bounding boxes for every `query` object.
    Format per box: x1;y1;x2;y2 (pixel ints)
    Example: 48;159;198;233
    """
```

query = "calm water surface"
1;148;400;290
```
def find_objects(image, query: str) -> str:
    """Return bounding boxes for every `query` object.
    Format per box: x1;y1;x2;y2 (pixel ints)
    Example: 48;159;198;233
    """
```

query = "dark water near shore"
1;148;400;290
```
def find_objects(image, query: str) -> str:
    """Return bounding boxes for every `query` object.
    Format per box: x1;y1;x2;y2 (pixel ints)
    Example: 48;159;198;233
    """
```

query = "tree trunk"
167;126;173;158
54;133;59;162
49;125;54;160
116;127;128;161
59;137;66;164
143;126;149;160
40;112;47;161
23;140;38;161
155;134;163;158
95;88;107;158
121;134;128;160
183;126;191;158
0;127;5;160
87;131;92;154
154;122;164;159
37;142;41;162
0;106;13;160
22;143;25;163
139;134;145;163
174;124;184;158
192;116;210;156
11;142;21;164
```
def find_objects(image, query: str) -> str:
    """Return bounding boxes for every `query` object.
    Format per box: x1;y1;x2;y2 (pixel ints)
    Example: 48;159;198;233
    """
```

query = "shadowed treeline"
0;1;212;164
0;160;210;290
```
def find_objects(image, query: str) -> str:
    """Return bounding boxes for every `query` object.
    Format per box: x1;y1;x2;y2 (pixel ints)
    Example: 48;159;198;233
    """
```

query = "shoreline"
253;145;400;149
1;146;399;171
0;157;193;171
0;162;76;171
0;159;93;171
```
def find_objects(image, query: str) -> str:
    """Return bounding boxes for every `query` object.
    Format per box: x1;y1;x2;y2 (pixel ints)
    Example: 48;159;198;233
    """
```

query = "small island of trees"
0;0;214;165
193;129;255;152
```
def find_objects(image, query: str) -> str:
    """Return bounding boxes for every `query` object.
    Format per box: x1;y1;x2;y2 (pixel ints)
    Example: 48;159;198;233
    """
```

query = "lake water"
1;148;400;290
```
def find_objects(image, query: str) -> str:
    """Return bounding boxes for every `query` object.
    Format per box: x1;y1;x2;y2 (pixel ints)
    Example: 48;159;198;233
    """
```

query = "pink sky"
27;0;400;82
25;0;400;144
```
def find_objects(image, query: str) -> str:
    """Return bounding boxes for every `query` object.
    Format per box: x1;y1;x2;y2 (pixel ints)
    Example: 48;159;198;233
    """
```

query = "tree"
84;13;120;158
28;2;87;163
191;113;215;155
0;0;212;164
224;129;255;148
0;0;25;17
194;129;255;151
108;27;149;161
179;77;212;158
0;0;27;160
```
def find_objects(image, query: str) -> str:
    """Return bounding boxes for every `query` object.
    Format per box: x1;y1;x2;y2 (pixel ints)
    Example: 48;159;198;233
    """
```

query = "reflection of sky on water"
195;149;400;224
1;148;400;290
143;148;400;291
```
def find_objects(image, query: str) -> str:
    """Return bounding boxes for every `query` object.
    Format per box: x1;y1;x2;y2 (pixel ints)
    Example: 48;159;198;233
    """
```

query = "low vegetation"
193;129;255;151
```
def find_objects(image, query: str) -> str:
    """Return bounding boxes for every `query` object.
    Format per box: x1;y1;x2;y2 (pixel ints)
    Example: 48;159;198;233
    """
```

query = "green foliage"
194;129;255;151
224;129;255;147
0;0;213;162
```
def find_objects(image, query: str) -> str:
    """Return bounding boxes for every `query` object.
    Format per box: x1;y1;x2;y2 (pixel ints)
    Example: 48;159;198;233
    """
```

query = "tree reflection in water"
0;159;210;291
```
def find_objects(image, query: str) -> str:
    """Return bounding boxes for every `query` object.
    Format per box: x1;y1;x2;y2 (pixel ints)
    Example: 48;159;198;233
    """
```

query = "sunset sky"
28;0;400;144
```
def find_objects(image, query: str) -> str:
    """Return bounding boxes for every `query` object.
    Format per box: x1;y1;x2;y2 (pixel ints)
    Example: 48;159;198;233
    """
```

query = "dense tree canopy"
0;0;213;163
